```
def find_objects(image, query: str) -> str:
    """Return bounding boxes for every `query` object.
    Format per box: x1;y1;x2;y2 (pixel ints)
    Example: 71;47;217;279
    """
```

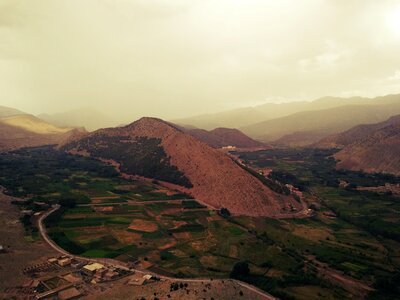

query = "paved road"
37;205;276;299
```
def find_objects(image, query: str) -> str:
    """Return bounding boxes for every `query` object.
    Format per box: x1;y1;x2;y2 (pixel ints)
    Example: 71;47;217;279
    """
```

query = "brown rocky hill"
315;115;400;149
185;127;266;149
0;113;84;152
334;118;400;175
62;117;300;217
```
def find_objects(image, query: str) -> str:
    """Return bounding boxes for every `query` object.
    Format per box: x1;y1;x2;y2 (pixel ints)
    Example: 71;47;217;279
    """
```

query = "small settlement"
4;255;158;300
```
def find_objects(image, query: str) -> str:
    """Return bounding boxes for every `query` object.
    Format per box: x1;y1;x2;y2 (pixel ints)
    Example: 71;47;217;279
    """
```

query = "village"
4;254;161;299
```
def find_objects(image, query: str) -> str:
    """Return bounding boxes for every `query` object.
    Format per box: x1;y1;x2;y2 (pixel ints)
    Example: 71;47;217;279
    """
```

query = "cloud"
297;40;355;72
388;70;400;81
0;0;400;119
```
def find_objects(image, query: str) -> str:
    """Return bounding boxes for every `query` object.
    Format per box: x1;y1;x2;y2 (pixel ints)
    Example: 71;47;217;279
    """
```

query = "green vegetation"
237;161;290;195
230;261;250;278
2;146;400;299
218;207;231;217
62;136;193;188
235;148;400;299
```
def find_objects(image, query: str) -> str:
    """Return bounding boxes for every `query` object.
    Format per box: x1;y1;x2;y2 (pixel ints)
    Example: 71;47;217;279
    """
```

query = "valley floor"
1;146;400;299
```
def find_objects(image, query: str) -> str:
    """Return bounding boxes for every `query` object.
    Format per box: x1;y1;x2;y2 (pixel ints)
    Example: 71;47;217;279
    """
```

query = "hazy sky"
1;0;400;121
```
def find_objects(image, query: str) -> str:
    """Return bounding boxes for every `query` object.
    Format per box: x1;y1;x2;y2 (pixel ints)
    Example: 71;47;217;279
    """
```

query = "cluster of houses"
46;256;132;284
23;255;157;299
82;262;121;282
20;201;51;217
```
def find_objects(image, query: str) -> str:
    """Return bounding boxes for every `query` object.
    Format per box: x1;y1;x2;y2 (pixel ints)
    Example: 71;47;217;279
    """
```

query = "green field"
1;146;400;299
234;148;400;299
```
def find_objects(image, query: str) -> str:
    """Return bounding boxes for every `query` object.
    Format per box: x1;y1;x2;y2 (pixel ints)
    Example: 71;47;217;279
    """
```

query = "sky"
1;0;400;122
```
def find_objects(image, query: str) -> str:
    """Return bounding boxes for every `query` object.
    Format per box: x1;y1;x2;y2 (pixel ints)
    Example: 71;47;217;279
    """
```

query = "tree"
219;207;231;218
230;261;250;279
58;196;76;208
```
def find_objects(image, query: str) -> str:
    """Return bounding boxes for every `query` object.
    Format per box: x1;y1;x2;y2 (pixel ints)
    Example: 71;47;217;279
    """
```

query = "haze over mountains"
175;95;398;130
38;108;118;131
2;93;400;178
0;106;84;151
243;101;400;145
0;106;25;118
176;94;400;146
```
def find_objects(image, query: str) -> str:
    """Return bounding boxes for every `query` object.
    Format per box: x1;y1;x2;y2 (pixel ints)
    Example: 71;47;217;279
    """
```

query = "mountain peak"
131;116;177;128
118;116;184;137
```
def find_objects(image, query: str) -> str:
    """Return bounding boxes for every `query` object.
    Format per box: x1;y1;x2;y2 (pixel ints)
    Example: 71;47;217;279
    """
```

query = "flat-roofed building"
48;257;58;264
82;263;104;275
58;257;72;267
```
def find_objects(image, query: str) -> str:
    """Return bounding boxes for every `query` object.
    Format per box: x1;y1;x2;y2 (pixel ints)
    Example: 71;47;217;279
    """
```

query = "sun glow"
386;5;400;36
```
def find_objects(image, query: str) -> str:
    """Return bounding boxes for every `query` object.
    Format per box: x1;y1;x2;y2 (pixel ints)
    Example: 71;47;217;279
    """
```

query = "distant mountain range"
0;106;85;152
244;100;400;145
175;94;400;146
174;95;400;130
38;108;117;131
61;117;300;217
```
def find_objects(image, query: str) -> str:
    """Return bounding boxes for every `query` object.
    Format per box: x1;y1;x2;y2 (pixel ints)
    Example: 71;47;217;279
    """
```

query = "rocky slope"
315;115;400;149
62;117;299;216
185;127;266;149
333;117;400;175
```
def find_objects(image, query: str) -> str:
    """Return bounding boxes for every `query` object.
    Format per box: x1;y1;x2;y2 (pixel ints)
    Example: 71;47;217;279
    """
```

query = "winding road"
37;205;277;299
